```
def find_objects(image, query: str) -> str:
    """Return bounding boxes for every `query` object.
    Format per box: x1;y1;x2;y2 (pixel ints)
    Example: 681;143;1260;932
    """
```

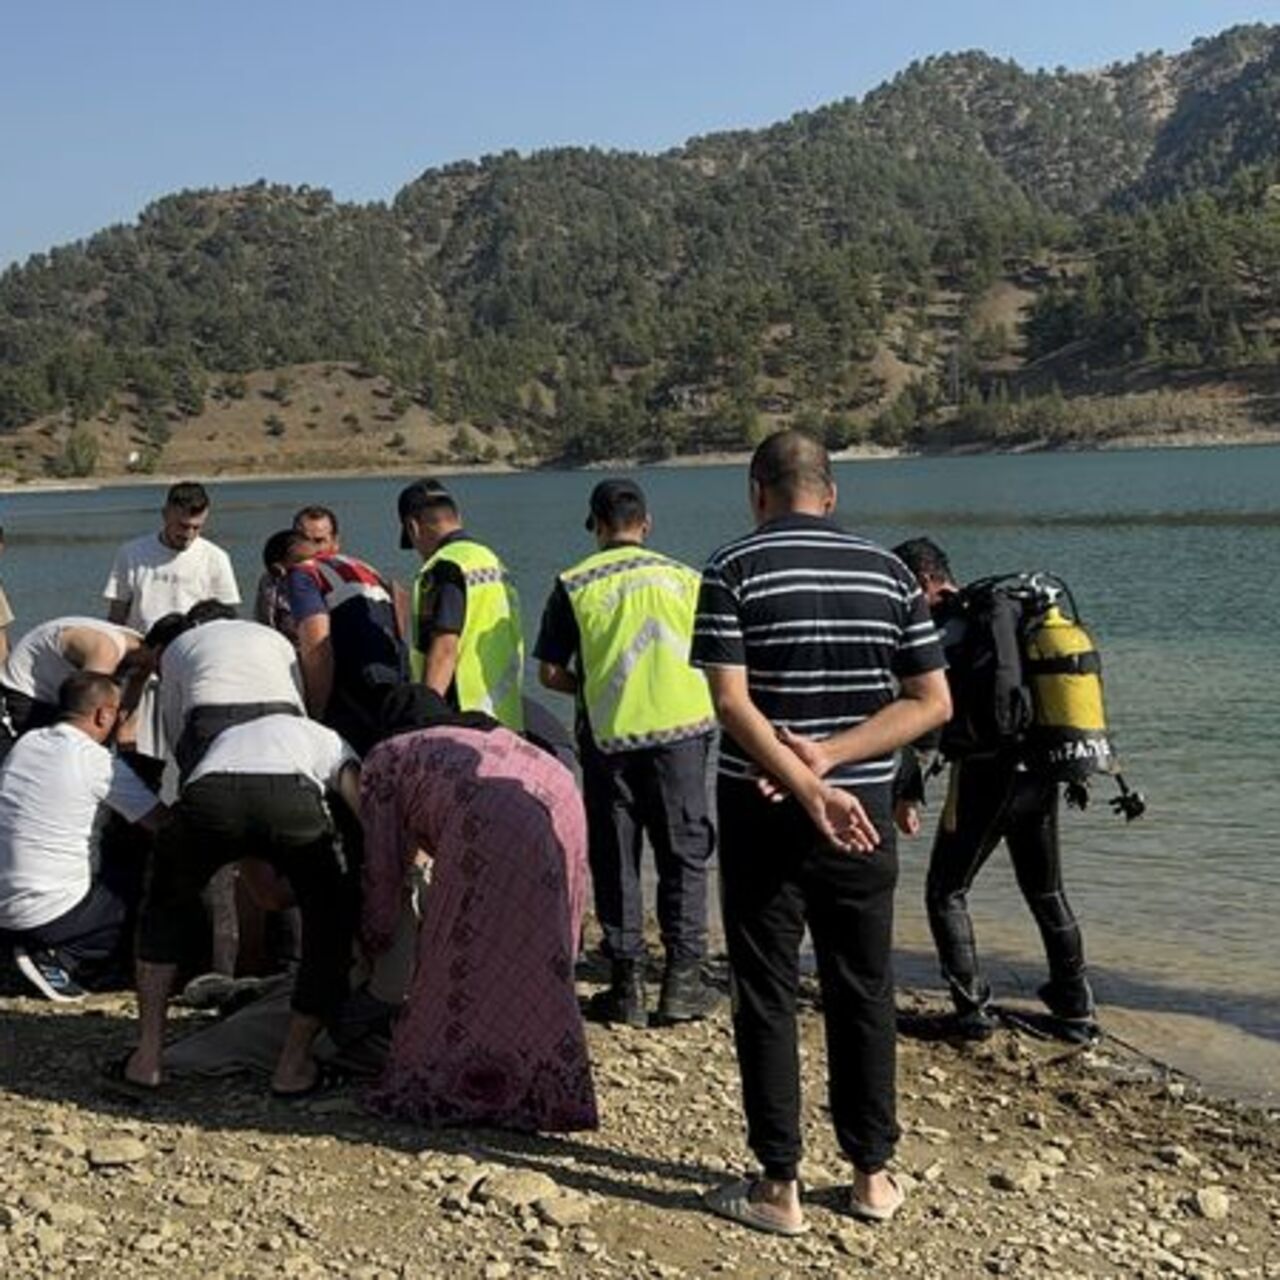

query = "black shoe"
1037;980;1100;1044
654;959;721;1025
13;946;86;1003
584;960;648;1028
947;1004;998;1041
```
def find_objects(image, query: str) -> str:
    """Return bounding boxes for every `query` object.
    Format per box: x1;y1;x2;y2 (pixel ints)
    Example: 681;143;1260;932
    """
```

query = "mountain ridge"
3;23;1280;478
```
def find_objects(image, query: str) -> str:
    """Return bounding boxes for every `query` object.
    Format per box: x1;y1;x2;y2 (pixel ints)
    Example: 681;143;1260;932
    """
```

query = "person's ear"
823;481;838;515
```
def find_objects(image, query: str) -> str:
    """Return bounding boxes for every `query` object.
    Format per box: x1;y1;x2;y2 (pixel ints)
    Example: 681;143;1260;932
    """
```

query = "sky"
2;0;1279;268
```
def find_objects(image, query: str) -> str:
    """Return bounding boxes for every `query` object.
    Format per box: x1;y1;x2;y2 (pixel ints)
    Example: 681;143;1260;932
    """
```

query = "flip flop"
270;1060;350;1102
703;1179;809;1237
848;1172;905;1223
99;1053;160;1102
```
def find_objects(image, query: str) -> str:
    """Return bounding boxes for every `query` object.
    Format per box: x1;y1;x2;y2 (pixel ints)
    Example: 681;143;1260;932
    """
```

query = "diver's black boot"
1038;979;1100;1044
585;960;648;1028
654;959;721;1025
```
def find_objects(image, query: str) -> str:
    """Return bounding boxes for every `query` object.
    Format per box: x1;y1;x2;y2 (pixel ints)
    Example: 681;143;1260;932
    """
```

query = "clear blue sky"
2;0;1277;268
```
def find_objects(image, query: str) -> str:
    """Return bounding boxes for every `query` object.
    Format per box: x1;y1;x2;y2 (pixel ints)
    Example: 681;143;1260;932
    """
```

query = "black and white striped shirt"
691;514;944;796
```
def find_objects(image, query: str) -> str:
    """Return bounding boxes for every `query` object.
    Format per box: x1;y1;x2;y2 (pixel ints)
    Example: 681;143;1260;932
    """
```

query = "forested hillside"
3;23;1280;477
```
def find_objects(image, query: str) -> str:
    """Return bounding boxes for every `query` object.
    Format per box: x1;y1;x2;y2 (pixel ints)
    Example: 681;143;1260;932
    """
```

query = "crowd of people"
0;428;1100;1235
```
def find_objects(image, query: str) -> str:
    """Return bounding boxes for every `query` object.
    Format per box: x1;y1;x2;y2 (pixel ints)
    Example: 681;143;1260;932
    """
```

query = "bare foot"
748;1177;803;1232
270;1062;318;1096
850;1169;905;1221
123;1049;161;1089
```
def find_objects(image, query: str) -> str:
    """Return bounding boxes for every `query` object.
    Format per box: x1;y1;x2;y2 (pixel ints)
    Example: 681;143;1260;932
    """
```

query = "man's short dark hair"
263;528;310;572
293;505;338;536
397;479;458;549
749;429;833;501
144;612;193;651
59;670;119;718
186;599;238;626
892;537;954;585
585;479;647;532
165;482;210;516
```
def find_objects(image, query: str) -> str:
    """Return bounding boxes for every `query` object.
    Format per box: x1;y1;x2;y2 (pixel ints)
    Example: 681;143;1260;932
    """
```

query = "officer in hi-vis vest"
535;479;719;1028
397;479;525;731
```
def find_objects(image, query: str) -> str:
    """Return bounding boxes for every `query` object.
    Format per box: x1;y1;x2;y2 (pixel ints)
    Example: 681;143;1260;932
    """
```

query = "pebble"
991;1164;1044;1195
474;1170;560;1209
535;1195;592;1228
88;1137;148;1168
1192;1187;1230;1221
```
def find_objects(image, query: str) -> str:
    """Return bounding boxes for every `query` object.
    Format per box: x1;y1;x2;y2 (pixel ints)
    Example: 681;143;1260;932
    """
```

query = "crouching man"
0;672;163;1000
121;714;362;1097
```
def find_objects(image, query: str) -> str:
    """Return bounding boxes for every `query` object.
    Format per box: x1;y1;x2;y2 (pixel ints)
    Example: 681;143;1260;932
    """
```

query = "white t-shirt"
103;533;241;632
159;619;304;750
188;714;357;791
0;617;138;701
0;724;157;931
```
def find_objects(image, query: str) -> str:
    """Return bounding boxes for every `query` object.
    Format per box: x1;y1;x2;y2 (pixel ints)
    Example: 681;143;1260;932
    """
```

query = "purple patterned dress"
359;725;597;1131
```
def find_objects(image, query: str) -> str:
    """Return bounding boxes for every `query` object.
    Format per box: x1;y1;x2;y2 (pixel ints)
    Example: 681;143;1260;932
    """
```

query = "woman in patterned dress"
359;693;597;1132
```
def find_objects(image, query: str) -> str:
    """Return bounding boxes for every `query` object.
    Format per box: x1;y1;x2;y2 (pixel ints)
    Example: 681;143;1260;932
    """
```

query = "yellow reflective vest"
411;538;525;731
561;544;714;753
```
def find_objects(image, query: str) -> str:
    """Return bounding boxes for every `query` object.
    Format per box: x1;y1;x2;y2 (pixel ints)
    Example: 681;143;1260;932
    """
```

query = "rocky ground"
1;969;1278;1280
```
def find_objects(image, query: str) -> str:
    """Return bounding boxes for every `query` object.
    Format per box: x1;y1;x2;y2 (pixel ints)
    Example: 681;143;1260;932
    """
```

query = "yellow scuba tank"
1020;589;1114;783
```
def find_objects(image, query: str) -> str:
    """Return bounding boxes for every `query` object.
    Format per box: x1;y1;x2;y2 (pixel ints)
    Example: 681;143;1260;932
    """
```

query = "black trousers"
581;733;715;964
925;755;1090;1016
138;774;358;1018
718;779;899;1179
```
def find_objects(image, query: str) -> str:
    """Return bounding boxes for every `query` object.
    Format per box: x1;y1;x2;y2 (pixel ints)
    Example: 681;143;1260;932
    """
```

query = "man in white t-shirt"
121;713;360;1098
103;482;241;632
0;672;163;1001
0;617;144;761
154;606;306;778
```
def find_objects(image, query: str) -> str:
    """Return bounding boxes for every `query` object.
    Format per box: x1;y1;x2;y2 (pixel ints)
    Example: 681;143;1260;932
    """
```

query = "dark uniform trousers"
925;753;1090;1017
581;732;715;964
718;778;900;1180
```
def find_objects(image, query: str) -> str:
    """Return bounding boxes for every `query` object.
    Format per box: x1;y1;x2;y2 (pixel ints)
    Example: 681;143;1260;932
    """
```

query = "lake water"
2;446;1277;1044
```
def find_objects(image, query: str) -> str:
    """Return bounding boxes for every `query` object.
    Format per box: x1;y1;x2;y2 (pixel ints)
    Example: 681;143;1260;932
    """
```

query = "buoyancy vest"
560;544;714;753
411;539;525;731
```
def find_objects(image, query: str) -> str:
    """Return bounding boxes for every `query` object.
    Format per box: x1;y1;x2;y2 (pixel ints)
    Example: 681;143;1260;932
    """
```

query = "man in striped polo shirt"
692;429;950;1235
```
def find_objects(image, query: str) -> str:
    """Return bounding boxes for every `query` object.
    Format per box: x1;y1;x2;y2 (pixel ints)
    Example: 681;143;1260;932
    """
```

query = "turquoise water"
2;446;1277;1035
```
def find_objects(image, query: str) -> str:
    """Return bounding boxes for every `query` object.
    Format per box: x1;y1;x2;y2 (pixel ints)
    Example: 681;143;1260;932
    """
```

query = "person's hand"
894;799;921;837
776;726;834;778
801;782;881;855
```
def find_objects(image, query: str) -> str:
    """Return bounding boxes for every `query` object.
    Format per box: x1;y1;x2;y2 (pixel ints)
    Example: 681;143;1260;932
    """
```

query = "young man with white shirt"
154;604;305;779
0;672;163;1000
103;482;241;632
120;713;362;1098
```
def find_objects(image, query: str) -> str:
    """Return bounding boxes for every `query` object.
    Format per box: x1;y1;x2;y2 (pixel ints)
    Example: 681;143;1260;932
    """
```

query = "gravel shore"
1;969;1277;1279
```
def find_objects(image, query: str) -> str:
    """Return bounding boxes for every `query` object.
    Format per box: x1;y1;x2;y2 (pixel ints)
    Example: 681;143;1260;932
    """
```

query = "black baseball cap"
585;479;647;531
397;479;456;549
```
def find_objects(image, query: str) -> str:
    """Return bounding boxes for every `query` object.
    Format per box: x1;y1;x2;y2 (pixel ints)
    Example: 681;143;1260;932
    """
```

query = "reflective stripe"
563;553;684;593
589;616;692;733
413;539;524;731
562;545;713;753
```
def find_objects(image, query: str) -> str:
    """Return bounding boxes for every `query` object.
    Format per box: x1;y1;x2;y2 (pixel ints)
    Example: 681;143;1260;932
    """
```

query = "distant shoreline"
3;427;1280;495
